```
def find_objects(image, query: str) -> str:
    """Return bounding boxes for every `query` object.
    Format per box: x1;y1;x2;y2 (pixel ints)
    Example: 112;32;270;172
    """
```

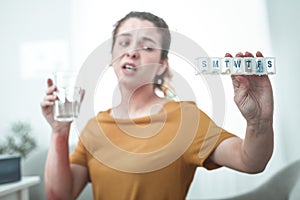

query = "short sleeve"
200;127;235;170
185;108;236;170
69;139;88;167
69;118;98;167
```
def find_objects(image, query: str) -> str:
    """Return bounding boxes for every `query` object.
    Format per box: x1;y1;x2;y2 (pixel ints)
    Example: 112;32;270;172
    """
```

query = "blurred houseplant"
0;121;37;158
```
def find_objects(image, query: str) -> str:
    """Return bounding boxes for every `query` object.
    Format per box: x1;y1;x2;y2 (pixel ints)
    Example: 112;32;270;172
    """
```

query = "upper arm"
70;163;89;199
208;137;249;173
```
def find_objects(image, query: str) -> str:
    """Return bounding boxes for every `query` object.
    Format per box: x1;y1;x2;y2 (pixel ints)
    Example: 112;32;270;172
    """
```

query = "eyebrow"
116;33;157;44
142;36;157;44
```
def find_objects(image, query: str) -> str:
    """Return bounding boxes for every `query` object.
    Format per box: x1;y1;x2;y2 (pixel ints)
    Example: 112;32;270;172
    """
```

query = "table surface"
0;176;40;197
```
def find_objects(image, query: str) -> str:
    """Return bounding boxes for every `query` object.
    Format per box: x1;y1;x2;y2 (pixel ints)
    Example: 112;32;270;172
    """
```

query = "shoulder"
166;100;199;110
78;117;101;141
173;101;208;118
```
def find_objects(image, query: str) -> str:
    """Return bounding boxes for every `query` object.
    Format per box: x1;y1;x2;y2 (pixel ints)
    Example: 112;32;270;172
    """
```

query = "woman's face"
111;18;167;90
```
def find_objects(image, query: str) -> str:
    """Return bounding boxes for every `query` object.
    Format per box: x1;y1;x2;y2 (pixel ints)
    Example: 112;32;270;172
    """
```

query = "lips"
122;63;137;72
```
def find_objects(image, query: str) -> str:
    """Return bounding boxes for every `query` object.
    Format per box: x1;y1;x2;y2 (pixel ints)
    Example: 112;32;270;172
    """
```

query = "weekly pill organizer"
194;57;275;75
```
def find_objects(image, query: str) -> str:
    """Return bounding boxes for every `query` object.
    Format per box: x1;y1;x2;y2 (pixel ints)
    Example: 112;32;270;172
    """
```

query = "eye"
119;40;130;47
142;45;153;51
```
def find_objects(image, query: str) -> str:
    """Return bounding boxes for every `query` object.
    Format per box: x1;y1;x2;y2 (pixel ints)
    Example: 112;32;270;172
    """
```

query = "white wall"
266;0;300;164
1;0;300;199
0;0;71;147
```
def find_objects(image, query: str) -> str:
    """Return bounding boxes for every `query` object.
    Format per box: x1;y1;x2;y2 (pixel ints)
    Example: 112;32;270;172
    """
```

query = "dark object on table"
0;155;21;184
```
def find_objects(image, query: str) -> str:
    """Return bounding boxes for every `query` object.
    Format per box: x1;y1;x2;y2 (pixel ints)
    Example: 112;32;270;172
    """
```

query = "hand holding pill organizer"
194;57;275;75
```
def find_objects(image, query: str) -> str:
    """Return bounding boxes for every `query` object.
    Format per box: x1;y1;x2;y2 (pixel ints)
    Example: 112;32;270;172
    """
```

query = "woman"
41;11;274;200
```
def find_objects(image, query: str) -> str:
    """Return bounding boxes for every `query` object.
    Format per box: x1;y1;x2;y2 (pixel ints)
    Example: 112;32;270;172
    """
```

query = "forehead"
116;18;161;39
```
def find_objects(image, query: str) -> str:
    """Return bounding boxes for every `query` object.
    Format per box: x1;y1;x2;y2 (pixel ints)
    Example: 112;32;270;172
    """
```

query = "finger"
41;95;57;108
47;78;54;87
231;75;240;88
225;53;233;57
46;85;57;95
44;94;58;102
256;51;264;57
40;100;54;107
245;51;254;57
235;52;244;57
231;75;250;92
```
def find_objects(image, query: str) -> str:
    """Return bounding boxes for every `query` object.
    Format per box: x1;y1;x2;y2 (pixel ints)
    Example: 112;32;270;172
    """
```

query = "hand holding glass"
53;72;83;122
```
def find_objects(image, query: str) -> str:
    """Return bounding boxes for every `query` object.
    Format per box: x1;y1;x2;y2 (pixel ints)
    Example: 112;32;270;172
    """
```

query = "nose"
126;48;139;59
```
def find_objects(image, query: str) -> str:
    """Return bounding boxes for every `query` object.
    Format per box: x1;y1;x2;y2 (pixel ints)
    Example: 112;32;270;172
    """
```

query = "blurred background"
0;0;299;199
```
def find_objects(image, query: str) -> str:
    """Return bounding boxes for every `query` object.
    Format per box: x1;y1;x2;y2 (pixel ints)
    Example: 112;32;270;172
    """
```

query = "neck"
112;84;167;118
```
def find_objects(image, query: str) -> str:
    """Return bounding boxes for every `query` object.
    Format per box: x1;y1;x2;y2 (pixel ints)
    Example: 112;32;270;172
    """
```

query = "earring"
156;77;163;85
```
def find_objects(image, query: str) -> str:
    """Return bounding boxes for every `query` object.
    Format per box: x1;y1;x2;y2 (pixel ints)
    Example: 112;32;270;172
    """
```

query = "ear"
156;59;169;76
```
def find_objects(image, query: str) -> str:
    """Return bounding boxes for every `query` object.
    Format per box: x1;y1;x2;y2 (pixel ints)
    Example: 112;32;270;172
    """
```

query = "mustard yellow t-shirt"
70;101;235;200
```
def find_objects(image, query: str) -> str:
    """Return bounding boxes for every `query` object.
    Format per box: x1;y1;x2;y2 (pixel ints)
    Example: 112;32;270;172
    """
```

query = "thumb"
231;75;240;89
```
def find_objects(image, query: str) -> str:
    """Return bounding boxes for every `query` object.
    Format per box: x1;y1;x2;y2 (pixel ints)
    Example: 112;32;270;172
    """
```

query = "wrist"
246;119;273;135
51;132;70;151
51;123;71;135
247;118;273;127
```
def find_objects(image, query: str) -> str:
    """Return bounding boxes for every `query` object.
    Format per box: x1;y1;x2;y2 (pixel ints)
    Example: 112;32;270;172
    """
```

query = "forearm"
45;131;73;199
241;119;274;173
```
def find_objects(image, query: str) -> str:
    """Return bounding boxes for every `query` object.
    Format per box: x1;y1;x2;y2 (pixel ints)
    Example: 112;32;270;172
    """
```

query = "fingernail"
225;53;232;57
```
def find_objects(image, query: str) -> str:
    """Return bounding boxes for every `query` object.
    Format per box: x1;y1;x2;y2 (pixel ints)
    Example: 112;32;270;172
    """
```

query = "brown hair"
111;11;175;98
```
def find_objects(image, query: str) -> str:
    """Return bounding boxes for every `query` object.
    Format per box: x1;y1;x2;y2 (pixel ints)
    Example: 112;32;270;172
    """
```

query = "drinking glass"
53;71;83;122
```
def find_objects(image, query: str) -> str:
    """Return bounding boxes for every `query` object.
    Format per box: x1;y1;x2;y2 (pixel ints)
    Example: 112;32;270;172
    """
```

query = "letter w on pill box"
194;57;275;75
